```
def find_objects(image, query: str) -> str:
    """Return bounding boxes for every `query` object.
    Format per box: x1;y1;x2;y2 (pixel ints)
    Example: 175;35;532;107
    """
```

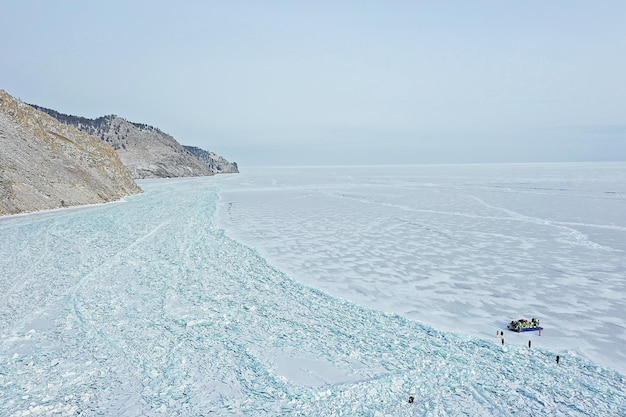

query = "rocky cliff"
184;146;239;173
0;90;142;216
32;106;237;179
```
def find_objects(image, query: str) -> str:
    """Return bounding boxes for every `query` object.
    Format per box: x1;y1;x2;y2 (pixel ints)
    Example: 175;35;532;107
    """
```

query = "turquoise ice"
1;164;625;416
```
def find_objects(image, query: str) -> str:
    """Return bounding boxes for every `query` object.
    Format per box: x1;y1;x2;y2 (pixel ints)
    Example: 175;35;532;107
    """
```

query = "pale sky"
1;1;625;166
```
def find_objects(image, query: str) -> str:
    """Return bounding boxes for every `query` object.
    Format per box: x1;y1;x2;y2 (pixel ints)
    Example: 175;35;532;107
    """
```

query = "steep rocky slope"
184;146;239;173
0;90;141;216
32;106;237;179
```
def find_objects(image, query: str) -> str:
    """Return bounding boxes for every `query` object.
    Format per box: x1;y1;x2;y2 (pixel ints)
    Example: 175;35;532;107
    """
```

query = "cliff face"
0;90;142;216
184;146;239;174
32;106;236;179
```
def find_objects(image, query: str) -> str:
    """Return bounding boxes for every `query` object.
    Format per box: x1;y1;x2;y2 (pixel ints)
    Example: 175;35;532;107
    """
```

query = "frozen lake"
217;163;626;375
1;163;625;416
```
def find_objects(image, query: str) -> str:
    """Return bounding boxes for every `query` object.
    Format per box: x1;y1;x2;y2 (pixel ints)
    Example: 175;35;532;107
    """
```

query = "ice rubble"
0;166;625;416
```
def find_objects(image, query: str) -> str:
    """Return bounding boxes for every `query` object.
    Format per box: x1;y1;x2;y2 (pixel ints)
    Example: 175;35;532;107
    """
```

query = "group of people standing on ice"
497;329;561;364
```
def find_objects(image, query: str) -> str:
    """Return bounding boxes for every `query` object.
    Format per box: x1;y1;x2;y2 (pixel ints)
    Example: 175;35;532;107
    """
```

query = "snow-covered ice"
1;163;625;416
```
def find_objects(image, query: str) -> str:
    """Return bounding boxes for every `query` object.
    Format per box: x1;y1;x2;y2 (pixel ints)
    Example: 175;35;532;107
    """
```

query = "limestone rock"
31;106;226;179
0;90;142;216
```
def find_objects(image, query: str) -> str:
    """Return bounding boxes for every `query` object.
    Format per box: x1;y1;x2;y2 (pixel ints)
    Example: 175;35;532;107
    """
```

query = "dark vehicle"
507;318;543;332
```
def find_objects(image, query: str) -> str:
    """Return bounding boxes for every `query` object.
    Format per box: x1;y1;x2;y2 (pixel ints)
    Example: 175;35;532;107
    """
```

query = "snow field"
217;164;626;376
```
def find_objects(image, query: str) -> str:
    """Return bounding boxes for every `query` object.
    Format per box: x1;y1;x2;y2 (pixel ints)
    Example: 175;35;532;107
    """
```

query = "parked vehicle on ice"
507;318;543;332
